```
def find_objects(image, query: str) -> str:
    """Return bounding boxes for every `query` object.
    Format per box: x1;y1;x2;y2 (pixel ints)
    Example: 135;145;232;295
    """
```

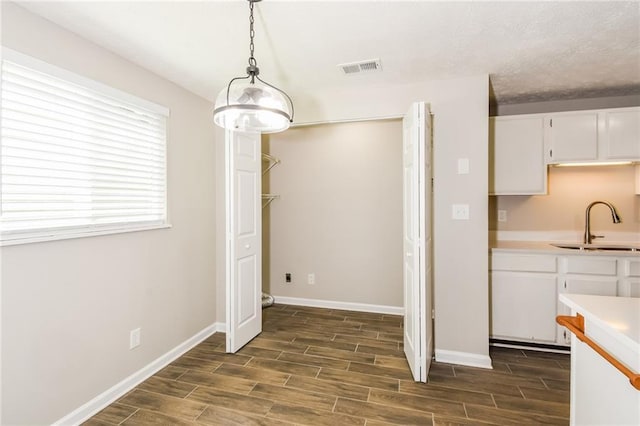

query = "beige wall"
215;75;490;363
429;76;489;363
251;75;490;363
265;120;404;307
1;4;217;425
491;165;640;235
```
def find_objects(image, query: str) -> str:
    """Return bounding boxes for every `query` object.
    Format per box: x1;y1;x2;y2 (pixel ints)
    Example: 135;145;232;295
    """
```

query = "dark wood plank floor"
85;304;570;425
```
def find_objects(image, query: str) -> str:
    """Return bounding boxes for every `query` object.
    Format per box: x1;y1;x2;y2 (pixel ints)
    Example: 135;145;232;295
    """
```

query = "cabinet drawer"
491;254;556;272
566;256;616;275
625;259;640;277
563;277;618;296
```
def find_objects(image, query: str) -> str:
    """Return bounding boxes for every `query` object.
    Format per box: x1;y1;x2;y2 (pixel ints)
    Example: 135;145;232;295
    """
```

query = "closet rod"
262;153;279;162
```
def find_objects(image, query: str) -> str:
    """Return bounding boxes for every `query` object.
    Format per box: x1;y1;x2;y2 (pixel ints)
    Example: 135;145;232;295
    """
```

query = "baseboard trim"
213;321;226;333
271;295;403;315
53;321;224;426
435;349;493;369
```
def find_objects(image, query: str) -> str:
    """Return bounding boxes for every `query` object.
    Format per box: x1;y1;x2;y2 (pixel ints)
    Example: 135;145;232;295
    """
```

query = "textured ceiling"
13;1;640;106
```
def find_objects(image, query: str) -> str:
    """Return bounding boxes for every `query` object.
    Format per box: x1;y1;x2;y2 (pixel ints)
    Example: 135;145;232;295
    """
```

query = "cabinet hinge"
431;308;435;320
550;118;553;127
563;280;567;289
549;149;553;158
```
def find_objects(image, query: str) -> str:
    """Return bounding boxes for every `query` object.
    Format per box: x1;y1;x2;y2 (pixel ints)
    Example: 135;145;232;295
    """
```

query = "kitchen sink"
551;243;639;252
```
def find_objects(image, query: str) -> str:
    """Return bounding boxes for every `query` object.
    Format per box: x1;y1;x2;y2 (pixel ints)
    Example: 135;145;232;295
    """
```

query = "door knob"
245;244;251;249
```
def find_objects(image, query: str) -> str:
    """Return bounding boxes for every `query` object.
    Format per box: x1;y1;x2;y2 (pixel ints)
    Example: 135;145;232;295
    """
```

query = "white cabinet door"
603;108;640;160
491;272;557;343
489;116;547;195
547;112;599;163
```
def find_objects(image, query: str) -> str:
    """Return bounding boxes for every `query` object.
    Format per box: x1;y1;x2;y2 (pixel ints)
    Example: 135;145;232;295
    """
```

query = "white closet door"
226;130;262;353
403;101;433;382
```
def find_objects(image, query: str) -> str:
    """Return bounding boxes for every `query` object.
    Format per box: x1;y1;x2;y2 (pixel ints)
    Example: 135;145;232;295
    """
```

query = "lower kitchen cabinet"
490;253;558;343
619;280;640;297
490;249;639;348
621;258;640;297
557;276;618;345
491;272;557;342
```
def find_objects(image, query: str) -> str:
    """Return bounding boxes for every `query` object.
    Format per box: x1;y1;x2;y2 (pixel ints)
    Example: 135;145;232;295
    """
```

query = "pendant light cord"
249;0;256;67
217;0;294;125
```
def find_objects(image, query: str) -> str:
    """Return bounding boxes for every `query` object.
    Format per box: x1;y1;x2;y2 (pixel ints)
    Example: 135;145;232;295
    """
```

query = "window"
0;48;170;245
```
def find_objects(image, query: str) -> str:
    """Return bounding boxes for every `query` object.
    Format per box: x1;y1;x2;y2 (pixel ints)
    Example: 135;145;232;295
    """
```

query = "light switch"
457;158;470;175
452;204;470;220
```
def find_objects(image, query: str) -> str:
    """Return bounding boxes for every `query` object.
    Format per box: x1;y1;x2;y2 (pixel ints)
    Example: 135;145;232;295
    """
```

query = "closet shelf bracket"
262;153;281;176
262;194;280;209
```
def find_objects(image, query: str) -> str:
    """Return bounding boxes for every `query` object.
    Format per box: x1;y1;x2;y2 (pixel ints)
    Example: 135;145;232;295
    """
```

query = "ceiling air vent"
338;59;382;75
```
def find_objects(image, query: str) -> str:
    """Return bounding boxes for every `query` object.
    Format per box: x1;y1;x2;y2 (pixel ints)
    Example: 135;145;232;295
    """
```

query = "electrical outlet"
285;273;292;284
308;273;315;285
498;210;507;222
130;328;141;350
452;204;470;220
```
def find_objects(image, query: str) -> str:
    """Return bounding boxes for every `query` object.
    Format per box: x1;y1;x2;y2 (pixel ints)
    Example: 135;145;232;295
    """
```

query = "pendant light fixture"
213;0;294;133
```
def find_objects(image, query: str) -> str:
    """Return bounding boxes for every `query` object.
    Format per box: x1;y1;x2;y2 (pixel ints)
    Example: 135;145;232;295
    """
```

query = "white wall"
0;4;217;425
265;119;404;308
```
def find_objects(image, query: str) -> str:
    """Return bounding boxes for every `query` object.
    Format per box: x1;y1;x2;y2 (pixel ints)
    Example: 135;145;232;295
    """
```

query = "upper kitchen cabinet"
489;115;547;195
546;107;640;164
546;111;599;162
603;108;640;160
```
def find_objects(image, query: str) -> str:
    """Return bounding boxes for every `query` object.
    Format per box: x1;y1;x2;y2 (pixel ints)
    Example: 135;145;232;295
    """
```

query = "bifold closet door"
403;101;433;382
226;130;262;353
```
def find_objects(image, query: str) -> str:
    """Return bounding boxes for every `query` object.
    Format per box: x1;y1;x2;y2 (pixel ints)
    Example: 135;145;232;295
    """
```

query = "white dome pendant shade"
213;72;293;133
213;0;294;134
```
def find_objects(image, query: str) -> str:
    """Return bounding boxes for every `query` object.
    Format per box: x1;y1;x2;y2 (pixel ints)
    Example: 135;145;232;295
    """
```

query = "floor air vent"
338;59;382;75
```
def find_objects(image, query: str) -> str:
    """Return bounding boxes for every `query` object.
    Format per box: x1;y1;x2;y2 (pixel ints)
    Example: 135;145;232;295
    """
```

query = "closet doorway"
224;103;433;382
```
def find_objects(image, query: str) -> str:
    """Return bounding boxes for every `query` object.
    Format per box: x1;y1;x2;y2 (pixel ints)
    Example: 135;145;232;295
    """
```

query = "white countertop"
559;294;640;351
491;240;640;256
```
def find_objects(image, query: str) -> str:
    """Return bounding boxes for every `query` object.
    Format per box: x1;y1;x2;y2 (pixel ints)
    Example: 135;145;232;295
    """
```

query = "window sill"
0;223;172;247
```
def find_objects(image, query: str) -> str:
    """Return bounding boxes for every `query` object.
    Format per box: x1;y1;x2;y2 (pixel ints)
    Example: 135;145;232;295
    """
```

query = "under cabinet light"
553;161;633;167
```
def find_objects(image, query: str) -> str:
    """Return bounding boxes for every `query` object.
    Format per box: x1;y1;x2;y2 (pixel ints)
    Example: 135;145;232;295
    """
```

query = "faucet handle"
592;235;604;240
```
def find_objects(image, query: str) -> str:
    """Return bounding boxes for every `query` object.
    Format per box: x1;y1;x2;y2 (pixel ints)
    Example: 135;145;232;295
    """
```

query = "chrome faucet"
583;201;621;244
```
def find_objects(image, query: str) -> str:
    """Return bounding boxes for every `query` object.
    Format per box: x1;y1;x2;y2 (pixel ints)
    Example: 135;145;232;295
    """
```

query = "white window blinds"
0;49;169;244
